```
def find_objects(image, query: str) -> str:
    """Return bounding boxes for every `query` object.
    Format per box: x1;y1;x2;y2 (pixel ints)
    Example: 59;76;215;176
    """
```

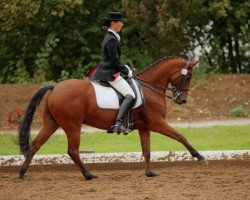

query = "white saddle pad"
90;79;142;109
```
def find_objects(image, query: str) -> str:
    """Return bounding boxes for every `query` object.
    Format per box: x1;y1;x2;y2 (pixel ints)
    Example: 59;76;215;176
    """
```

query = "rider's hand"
125;65;133;77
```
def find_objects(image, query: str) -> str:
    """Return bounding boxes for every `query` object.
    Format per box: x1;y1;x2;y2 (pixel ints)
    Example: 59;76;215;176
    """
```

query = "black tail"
19;85;54;157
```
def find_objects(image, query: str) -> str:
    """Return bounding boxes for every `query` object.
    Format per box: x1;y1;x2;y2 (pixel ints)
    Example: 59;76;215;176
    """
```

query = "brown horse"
18;56;208;180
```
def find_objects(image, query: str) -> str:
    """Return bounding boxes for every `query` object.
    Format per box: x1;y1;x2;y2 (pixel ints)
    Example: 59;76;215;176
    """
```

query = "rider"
91;12;135;134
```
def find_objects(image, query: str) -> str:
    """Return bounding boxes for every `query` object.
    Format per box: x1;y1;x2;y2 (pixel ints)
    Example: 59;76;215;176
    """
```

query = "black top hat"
105;12;124;21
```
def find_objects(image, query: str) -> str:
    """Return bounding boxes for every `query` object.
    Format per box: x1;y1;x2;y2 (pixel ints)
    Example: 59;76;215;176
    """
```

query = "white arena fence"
0;150;249;166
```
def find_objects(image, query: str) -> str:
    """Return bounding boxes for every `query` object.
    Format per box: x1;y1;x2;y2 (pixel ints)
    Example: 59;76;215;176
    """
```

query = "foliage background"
0;0;249;83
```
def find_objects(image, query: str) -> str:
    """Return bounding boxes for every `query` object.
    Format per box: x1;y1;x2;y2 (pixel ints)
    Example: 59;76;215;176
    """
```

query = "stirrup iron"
113;124;131;135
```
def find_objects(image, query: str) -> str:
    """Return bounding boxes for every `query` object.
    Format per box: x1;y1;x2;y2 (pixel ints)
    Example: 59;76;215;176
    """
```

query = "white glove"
125;65;133;77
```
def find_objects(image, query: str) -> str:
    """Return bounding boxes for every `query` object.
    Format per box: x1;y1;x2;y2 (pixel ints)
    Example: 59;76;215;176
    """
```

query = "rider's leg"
113;94;134;134
108;76;135;134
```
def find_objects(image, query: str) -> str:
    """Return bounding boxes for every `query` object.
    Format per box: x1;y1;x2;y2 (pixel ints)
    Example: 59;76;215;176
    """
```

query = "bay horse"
18;56;208;180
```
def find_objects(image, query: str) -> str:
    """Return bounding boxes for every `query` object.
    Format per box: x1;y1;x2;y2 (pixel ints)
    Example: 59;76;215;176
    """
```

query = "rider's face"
111;21;123;32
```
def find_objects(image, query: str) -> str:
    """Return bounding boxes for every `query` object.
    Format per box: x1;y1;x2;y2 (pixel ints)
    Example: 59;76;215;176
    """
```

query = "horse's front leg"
139;129;158;177
153;121;208;165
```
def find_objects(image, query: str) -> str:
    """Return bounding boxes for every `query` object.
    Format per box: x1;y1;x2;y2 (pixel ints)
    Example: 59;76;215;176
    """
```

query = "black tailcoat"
91;31;129;81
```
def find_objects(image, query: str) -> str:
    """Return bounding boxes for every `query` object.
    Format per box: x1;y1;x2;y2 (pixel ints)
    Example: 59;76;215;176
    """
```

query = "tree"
0;0;249;83
205;0;250;73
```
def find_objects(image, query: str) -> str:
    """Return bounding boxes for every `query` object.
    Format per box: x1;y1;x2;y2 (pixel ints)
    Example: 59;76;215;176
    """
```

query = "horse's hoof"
199;158;209;166
85;173;98;181
18;174;24;180
146;171;158;177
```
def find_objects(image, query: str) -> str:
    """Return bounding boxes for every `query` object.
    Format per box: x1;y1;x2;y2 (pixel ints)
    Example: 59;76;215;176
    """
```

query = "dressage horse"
19;56;208;180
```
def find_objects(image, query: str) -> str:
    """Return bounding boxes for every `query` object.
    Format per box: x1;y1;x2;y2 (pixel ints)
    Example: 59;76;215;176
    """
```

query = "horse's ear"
189;61;198;69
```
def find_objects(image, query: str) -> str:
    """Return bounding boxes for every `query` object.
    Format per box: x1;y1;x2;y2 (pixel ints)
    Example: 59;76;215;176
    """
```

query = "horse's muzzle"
180;99;187;104
174;96;187;105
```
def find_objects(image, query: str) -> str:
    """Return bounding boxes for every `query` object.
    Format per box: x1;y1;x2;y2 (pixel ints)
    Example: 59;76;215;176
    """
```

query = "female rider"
91;12;135;135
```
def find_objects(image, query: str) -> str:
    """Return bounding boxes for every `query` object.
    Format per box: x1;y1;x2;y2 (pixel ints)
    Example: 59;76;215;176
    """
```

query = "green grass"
1;125;250;155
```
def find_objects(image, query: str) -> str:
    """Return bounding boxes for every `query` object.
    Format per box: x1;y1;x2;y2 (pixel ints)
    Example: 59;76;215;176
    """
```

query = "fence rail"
1;150;249;167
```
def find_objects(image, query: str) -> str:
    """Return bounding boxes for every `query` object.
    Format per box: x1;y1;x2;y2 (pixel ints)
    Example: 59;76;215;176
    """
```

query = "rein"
133;61;191;100
132;76;174;99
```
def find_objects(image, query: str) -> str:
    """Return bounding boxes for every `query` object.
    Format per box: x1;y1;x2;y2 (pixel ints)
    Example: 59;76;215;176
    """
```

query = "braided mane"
137;56;186;75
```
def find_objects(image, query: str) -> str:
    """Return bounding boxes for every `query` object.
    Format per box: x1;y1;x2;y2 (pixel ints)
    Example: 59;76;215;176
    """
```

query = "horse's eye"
186;77;191;81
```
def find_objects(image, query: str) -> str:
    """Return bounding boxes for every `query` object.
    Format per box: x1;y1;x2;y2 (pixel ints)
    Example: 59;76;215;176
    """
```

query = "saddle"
98;78;136;104
97;77;145;133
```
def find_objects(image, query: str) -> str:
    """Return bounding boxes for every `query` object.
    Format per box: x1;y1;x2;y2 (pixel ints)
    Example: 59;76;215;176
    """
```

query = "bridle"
133;61;192;101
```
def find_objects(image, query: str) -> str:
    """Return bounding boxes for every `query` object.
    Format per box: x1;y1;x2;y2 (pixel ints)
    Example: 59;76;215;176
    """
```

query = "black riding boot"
113;94;135;135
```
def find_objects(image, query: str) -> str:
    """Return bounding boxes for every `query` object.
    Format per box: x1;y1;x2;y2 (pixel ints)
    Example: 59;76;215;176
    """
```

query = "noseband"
171;61;192;100
133;61;192;100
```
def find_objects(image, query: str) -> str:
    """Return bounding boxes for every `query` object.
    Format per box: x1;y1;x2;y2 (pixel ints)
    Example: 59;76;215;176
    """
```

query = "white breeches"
108;76;135;99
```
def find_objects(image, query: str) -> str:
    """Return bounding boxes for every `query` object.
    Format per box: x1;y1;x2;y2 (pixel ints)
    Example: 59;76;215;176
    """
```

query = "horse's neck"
138;62;172;88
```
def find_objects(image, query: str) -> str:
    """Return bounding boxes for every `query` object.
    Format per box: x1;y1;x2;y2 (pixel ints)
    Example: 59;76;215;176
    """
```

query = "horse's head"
170;60;198;105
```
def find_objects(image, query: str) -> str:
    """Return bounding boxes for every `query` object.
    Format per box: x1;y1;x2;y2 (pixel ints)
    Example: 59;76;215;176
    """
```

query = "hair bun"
102;19;111;30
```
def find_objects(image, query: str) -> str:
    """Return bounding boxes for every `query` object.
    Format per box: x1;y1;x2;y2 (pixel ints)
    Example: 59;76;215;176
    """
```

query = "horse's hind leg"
63;123;97;180
19;122;58;179
154;121;208;165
